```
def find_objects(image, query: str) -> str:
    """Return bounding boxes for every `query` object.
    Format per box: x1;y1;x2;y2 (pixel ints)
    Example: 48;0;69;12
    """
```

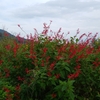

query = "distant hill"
0;29;26;43
0;29;16;39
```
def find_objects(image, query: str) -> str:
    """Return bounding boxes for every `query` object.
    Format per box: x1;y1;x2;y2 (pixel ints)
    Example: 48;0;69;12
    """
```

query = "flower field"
0;21;100;100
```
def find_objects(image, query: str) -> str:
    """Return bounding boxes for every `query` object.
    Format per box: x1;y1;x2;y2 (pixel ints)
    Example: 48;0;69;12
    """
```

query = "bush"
0;22;100;100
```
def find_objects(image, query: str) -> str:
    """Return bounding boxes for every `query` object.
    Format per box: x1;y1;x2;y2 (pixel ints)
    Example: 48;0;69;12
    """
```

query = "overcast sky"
0;0;100;38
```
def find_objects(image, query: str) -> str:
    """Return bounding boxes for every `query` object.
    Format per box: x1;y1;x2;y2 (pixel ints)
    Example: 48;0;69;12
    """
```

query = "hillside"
0;29;26;43
0;29;16;39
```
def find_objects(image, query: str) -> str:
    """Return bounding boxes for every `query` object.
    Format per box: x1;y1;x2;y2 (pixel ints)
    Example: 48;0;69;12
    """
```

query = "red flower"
74;70;81;78
16;84;20;91
18;24;20;27
75;65;81;70
51;93;56;98
14;92;20;99
42;29;48;35
55;74;60;79
25;68;29;74
3;87;10;93
43;47;48;53
49;62;56;70
92;59;100;68
68;44;77;59
57;28;61;34
79;33;87;40
41;60;45;67
68;69;81;80
13;41;19;57
42;23;49;35
6;73;10;78
4;68;10;78
16;34;24;43
56;55;62;60
68;74;75;80
46;56;50;62
5;44;11;50
0;60;3;65
17;76;24;81
47;71;52;77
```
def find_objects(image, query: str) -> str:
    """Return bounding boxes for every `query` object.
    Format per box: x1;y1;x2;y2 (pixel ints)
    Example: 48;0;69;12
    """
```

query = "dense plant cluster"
0;21;100;100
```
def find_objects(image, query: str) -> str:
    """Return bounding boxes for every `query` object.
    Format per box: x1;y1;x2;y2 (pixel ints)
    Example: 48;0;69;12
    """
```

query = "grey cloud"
1;0;100;38
12;4;62;18
12;0;100;19
45;0;100;12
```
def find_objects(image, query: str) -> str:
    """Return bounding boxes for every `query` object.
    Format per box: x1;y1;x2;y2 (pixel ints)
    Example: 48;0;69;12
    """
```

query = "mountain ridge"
0;29;27;43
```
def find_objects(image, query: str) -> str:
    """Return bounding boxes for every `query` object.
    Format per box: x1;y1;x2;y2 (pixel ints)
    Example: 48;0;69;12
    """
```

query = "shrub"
0;21;100;100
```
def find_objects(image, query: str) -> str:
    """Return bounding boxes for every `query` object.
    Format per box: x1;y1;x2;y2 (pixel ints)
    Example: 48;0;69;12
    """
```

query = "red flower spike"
16;34;24;43
48;36;52;41
57;28;61;34
77;28;80;34
79;33;87;40
88;32;92;37
41;60;45;67
55;74;60;79
16;84;20;91
68;69;81;80
46;56;50;62
18;24;20;27
42;21;52;35
3;87;10;93
34;28;38;34
49;62;56;70
56;55;62;60
27;34;29;39
25;68;29;74
75;65;81;70
47;71;52;77
13;41;20;57
74;70;81;78
92;59;100;68
68;74;75;80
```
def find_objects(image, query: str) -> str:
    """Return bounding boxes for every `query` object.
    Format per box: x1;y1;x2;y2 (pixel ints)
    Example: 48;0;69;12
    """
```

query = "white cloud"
0;0;100;39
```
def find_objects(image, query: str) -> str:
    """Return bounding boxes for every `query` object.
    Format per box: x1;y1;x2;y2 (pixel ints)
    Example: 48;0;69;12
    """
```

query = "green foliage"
92;37;100;49
0;23;100;100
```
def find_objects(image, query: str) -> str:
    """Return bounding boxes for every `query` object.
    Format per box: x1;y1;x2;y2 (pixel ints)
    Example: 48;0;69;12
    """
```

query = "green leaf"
61;85;67;92
76;38;79;43
60;71;65;78
64;67;70;72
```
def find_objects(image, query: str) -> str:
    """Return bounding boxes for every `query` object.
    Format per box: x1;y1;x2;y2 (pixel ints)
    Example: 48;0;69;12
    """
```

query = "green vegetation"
0;22;100;100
